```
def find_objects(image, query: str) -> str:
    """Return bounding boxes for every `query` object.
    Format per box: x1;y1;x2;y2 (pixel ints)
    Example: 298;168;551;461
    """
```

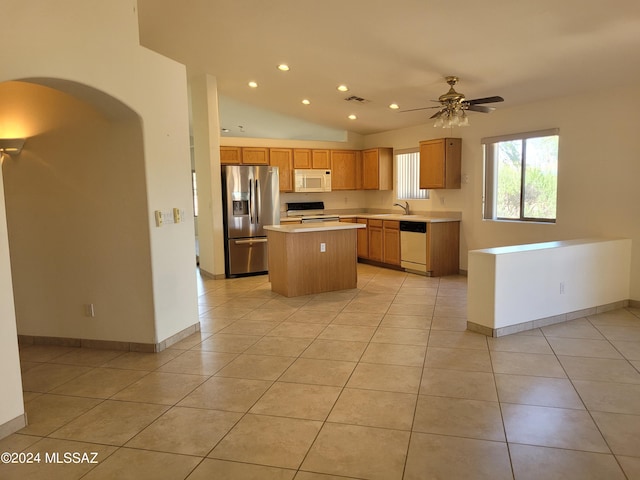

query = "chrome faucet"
393;201;409;215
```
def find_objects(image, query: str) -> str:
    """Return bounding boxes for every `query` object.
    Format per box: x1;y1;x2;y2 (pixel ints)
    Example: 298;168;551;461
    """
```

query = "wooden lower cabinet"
426;221;460;276
382;220;400;265
356;218;369;258
367;219;383;262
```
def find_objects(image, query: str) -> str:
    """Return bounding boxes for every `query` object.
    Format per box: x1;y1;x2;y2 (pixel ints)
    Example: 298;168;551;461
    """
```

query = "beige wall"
0;164;24;435
366;83;640;300
0;0;198;435
1;81;155;342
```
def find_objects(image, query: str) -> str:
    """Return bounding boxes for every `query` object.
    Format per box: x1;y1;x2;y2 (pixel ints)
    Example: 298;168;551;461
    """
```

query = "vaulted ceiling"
137;0;640;138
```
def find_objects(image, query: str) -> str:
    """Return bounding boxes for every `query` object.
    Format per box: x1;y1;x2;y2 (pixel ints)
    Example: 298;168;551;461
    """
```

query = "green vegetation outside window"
482;129;559;222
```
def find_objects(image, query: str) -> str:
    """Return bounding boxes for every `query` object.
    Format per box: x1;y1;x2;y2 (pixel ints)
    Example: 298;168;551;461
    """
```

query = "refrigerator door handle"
255;179;261;224
248;179;254;224
234;238;268;245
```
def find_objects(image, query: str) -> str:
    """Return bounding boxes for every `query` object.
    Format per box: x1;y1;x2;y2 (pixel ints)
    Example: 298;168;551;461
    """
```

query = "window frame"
482;128;559;223
395;148;429;200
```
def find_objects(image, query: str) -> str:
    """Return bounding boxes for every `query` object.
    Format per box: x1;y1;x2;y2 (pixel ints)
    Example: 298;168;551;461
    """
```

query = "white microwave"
294;169;332;192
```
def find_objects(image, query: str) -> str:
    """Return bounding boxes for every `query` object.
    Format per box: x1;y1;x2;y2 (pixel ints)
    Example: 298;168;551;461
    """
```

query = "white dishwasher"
400;221;427;274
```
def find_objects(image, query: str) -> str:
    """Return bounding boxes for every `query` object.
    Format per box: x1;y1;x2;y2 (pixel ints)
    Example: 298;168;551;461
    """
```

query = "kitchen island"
264;221;366;297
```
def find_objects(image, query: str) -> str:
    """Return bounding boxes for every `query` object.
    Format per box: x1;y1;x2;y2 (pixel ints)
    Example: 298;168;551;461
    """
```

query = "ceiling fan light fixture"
277;64;290;71
337;85;349;92
389;103;399;110
248;81;258;88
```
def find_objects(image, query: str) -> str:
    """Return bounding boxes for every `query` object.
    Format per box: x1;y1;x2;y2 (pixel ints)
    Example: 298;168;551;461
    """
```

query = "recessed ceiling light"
337;85;349;92
221;128;230;133
389;103;400;110
302;99;311;105
277;64;290;71
348;114;357;120
248;81;258;88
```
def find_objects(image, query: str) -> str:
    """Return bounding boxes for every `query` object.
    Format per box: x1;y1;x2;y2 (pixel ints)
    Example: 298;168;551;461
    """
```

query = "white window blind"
396;150;428;200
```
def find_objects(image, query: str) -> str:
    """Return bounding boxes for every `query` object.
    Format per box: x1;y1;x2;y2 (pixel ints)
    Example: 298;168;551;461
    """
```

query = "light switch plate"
154;210;163;227
173;208;181;223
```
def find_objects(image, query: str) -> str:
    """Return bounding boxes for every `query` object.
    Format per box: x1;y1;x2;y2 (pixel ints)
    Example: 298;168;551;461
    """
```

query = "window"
396;149;429;200
482;129;559;222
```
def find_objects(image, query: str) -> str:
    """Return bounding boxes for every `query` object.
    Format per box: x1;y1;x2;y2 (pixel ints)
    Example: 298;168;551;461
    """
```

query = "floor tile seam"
26;364;105;397
190;376;279;461
409;430;509;446
22;394;112;440
538;339;620;458
487;343;517;479
505;440;615;456
121;404;247;463
555;357;640;381
116;442;216;460
294;327;383;471
498;400;590;412
401;325;431;480
417;391;500;405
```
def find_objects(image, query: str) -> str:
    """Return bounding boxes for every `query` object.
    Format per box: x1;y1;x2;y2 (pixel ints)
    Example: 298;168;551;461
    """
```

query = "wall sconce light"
0;138;26;156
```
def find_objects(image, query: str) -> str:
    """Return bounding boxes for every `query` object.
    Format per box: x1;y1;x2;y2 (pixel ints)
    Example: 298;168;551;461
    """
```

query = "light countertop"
265;221;366;233
339;213;460;223
280;213;461;224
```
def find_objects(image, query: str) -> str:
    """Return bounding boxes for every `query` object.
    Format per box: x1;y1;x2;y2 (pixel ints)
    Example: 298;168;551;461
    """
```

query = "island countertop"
264;221;366;233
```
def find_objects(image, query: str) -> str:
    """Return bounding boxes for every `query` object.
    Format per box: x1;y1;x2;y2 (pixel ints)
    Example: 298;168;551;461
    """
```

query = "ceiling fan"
402;76;504;127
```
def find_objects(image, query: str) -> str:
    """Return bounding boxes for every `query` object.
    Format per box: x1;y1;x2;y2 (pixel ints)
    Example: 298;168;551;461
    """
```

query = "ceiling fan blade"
466;96;504;105
429;110;444;119
466;104;496;113
399;106;441;113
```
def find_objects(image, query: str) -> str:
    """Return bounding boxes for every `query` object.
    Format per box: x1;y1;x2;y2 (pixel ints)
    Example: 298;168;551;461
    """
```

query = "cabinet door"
330;150;358;190
242;147;269;165
293;149;312;169
362;149;380;190
312;149;331;169
269;148;293;192
362;148;393;190
220;146;241;164
356;218;368;258
368;219;383;262
419;139;446;188
382;220;400;265
419;138;461;189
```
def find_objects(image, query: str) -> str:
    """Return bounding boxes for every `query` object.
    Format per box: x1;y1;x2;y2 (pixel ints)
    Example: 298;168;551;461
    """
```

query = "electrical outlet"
320;243;326;252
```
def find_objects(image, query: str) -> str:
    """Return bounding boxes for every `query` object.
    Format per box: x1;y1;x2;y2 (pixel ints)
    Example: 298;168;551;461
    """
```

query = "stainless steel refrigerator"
221;165;280;277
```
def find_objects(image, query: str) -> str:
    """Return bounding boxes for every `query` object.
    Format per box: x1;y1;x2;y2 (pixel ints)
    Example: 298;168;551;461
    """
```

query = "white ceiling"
137;0;640;138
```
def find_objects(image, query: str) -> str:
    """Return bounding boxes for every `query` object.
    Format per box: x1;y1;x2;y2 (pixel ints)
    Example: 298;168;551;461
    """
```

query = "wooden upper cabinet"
311;149;331;169
220;146;241;164
362;147;393;190
330;150;359;190
293;149;331;169
269;148;293;192
293;149;312;169
220;146;269;165
242;147;269;165
419;138;461;189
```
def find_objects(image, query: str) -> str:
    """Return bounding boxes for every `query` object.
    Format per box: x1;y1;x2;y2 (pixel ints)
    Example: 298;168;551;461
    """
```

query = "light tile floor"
2;263;640;479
